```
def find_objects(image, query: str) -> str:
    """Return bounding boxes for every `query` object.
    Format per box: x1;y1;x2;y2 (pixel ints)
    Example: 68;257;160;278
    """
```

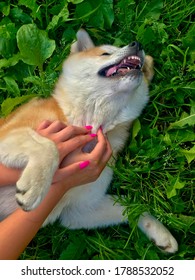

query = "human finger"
53;160;92;185
36;120;53;131
100;135;112;164
88;129;109;161
43;120;67;133
53;125;92;142
87;131;112;175
58;133;97;162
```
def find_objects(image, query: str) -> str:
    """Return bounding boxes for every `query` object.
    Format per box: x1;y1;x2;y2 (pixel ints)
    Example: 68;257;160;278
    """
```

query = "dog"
0;30;178;253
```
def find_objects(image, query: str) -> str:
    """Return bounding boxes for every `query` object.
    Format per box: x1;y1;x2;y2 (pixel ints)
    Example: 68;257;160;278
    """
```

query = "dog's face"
57;30;153;131
64;30;153;92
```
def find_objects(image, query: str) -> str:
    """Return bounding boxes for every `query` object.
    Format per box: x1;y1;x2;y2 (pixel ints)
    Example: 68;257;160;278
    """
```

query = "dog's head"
56;30;153;131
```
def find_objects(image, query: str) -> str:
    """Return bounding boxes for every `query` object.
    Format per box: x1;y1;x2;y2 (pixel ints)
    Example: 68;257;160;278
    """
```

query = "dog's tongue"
105;56;141;77
106;66;117;77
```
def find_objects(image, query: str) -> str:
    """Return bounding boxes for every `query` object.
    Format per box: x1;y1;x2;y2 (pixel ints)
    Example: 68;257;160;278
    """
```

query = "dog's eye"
101;52;111;56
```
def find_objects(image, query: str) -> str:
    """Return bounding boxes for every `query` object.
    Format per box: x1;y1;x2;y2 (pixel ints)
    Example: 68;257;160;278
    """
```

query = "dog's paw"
15;151;59;211
138;212;178;253
15;172;49;211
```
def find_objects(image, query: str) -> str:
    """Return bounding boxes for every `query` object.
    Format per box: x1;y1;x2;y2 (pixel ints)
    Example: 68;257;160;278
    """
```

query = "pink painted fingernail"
85;125;93;130
90;133;97;138
79;160;90;170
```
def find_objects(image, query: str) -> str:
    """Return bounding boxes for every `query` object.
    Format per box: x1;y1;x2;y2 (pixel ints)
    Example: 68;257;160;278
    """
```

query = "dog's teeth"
112;69;117;76
129;56;141;62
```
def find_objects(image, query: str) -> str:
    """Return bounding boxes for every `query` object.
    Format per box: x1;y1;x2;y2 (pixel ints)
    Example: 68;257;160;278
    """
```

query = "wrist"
21;182;71;223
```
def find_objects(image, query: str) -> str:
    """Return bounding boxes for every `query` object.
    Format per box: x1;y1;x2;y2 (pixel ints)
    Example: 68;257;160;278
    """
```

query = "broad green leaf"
139;26;155;45
10;7;32;24
24;76;42;86
47;4;69;31
0;23;17;58
0;53;20;69
17;24;56;71
3;76;20;96
132;119;141;139
59;240;86;260
190;99;195;115
165;128;195;145
62;27;75;42
139;138;164;159
1;4;10;16
75;0;114;29
169;112;195;129
154;23;169;44
101;0;114;28
75;1;94;20
1;95;36;116
166;173;186;199
90;0;114;29
67;0;84;3
163;132;172;145
146;0;163;20
138;0;163;20
18;0;42;22
180;145;195;164
178;214;195;227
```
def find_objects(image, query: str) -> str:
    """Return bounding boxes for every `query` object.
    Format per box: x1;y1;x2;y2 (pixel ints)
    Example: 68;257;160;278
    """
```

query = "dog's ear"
71;29;95;53
142;55;154;83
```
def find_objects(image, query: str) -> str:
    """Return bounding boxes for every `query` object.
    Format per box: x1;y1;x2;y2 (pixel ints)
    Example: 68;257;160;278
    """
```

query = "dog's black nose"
129;41;143;51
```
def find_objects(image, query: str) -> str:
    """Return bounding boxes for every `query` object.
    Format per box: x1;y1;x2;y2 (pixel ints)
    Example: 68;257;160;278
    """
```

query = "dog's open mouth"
98;55;142;77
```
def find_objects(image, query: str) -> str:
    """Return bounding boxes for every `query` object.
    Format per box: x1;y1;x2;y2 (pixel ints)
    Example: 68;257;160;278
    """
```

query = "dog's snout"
129;41;143;51
129;41;137;48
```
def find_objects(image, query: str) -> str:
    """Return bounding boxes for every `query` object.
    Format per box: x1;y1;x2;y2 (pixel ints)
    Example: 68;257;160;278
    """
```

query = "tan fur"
74;47;111;57
0;97;66;138
0;118;5;127
142;55;154;83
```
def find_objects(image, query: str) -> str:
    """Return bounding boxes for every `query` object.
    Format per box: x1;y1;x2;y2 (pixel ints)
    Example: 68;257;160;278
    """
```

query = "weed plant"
0;0;194;260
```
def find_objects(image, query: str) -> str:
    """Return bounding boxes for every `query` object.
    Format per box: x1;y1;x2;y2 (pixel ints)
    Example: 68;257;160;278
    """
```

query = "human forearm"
0;180;70;260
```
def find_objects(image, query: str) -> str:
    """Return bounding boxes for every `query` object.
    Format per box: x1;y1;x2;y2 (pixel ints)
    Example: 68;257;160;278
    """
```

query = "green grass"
0;0;195;260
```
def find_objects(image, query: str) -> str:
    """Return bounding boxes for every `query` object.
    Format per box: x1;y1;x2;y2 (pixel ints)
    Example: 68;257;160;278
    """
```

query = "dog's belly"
43;166;113;226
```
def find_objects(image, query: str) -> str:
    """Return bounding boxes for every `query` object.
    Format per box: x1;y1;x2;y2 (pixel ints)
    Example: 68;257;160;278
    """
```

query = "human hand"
36;120;112;189
36;120;95;163
53;128;112;188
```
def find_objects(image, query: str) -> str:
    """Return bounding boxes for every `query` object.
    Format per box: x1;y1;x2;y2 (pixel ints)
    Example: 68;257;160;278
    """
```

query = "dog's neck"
53;75;149;133
54;90;129;134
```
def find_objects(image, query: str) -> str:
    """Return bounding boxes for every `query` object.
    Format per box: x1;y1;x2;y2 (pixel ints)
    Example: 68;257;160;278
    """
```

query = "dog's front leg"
0;128;59;211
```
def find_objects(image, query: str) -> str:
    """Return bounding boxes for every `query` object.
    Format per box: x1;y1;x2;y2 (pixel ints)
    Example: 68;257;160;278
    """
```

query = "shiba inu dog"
0;30;178;253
